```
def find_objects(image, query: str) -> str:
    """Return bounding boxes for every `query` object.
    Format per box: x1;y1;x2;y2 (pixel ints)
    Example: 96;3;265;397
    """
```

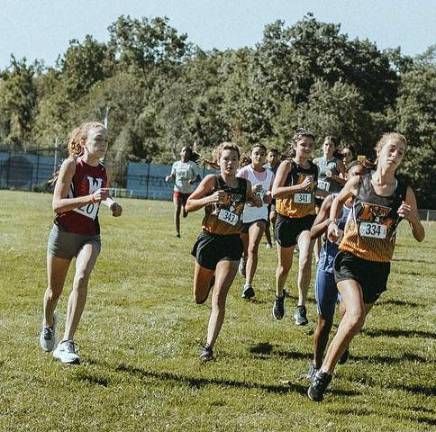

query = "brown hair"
217;142;241;160
251;143;267;153
68;121;106;157
323;135;338;147
286;128;316;159
375;132;407;155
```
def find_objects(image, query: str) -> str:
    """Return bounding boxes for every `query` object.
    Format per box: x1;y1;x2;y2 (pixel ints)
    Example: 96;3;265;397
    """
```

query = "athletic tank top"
314;156;342;194
318;202;351;273
276;160;318;219
239;165;274;223
339;173;407;262
55;157;107;236
202;175;248;235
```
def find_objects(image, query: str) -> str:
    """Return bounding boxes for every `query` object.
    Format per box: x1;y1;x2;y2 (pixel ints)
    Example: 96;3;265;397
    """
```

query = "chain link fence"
1;148;435;219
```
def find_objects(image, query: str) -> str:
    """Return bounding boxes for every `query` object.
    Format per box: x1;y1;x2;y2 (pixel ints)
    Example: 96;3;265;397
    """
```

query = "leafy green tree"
108;16;191;79
0;56;37;149
395;63;436;207
60;35;113;100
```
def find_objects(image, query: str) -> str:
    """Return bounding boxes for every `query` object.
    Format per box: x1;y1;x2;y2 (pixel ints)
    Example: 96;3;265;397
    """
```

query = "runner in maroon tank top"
39;122;122;364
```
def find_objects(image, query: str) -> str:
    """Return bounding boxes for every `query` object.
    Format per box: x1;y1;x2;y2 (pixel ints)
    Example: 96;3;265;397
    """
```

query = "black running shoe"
272;290;286;320
199;345;213;362
241;285;255;300
294;305;308;326
307;371;332;402
338;348;350;364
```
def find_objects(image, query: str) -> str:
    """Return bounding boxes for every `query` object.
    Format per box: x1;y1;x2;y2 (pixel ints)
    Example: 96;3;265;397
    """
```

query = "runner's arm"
310;195;334;239
52;158;109;213
398;186;425;242
185;175;221;213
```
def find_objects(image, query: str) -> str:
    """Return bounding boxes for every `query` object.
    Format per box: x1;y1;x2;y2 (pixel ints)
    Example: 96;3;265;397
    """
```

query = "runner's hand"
397;201;417;222
92;188;110;203
209;190;227;205
110;202;123;217
300;177;313;191
263;191;272;204
327;222;340;243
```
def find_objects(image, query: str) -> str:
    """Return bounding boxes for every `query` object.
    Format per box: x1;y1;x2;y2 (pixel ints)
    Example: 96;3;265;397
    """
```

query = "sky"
1;0;435;69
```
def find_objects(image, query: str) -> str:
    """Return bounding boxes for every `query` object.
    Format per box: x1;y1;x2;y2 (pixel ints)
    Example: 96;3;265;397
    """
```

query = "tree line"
0;14;434;206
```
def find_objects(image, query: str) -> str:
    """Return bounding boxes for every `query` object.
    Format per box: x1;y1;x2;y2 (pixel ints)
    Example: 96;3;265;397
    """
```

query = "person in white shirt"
237;144;274;299
165;146;201;237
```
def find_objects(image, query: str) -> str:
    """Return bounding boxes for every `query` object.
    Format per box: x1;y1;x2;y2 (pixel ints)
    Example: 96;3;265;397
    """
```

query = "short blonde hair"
68;121;106;157
375;132;407;155
216;142;241;160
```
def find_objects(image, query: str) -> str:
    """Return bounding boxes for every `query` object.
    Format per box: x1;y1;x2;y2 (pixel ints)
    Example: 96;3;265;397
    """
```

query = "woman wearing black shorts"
308;133;425;401
186;142;261;361
272;129;318;325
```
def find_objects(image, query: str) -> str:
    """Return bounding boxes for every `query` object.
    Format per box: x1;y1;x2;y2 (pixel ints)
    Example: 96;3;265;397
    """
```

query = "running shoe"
307;371;332;402
241;284;255;300
182;209;188;218
199;344;213;362
39;312;57;352
272;290;286;320
306;363;319;381
238;258;247;277
294;305;309;326
338;348;350;364
53;340;80;365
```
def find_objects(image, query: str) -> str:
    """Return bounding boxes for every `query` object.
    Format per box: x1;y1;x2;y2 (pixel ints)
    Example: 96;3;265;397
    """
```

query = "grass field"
0;190;435;432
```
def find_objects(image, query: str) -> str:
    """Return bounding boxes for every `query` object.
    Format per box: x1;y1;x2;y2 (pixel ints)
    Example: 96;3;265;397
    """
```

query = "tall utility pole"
53;136;59;175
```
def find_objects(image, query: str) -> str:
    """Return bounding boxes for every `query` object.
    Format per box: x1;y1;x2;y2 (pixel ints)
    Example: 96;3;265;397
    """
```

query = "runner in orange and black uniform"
272;129;318;326
186;142;261;361
308;132;425;402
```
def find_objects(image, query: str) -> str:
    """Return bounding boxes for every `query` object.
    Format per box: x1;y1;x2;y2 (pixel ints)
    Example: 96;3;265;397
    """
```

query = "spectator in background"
165;146;201;238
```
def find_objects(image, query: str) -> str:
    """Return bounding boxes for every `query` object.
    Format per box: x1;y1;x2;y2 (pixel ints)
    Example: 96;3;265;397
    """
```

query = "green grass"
0;190;435;432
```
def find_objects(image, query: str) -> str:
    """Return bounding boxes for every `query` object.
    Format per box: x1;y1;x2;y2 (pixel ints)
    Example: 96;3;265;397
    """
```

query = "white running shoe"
39;313;57;352
53;340;80;364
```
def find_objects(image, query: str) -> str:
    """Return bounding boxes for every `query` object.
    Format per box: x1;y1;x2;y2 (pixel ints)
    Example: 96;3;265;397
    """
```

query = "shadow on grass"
389;383;436;397
351;352;435;365
392;257;434;264
363;328;436;340
75;373;109;387
377;299;420;307
249;343;311;361
328;407;436;427
85;357;359;398
114;363;305;395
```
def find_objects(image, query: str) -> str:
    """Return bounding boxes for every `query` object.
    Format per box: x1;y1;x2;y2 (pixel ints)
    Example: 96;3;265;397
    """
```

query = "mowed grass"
0;190;435;432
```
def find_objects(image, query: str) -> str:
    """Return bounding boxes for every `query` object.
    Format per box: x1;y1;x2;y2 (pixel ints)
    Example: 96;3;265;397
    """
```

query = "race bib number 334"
359;222;387;239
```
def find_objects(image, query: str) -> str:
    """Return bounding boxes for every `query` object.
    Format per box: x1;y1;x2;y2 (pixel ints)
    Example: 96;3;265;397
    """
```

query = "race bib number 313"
218;209;239;226
359;222;387;239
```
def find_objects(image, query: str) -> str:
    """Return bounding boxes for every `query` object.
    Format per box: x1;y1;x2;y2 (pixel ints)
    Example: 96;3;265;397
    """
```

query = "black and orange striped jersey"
339;173;407;262
202;175;248;235
276;160;318;219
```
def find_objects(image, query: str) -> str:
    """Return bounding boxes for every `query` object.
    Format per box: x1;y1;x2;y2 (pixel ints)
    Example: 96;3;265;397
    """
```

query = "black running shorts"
275;213;316;248
191;231;243;270
334;251;390;304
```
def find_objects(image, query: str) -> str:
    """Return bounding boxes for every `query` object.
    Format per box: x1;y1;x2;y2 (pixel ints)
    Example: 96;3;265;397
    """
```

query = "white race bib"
359;222;387;239
318;180;330;192
294;193;312;204
73;203;100;220
218;209;239;226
